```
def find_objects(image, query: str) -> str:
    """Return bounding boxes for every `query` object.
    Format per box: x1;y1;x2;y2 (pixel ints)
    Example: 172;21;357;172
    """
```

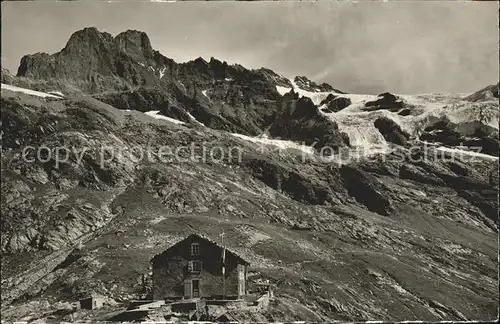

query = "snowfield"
230;133;315;156
1;84;65;99
144;111;185;125
276;78;345;105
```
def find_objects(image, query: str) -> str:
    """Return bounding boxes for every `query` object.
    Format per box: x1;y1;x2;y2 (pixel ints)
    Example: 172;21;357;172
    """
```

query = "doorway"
192;279;200;298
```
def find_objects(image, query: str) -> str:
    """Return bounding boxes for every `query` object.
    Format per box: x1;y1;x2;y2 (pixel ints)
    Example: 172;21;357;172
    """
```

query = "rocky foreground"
0;27;498;322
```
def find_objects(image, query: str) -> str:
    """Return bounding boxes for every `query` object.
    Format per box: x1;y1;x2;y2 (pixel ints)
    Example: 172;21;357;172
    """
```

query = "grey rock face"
374;117;410;146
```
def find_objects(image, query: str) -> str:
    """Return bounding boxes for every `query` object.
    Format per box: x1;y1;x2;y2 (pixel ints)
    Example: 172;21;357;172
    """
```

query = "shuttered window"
190;243;200;256
188;260;202;273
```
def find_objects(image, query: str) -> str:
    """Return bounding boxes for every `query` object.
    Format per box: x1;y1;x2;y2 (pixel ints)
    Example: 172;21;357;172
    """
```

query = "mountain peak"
63;27;113;53
114;29;154;59
193;57;209;65
293;75;342;93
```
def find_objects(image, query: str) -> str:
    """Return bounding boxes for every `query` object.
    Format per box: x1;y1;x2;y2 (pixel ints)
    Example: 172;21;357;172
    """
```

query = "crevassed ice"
277;79;498;154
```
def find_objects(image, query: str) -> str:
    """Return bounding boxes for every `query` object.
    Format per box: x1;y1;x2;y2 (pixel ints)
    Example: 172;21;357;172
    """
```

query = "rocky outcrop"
319;93;337;106
322;97;352;113
292;76;344;93
17;27;175;93
374;117;410;146
420;118;499;156
269;97;350;151
244;157;333;205
364;92;405;112
339;166;394;216
1;68;15;84
464;83;499;102
94;87;189;119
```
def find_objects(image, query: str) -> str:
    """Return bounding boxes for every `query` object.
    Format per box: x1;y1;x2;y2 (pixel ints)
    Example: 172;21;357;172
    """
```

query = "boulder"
374;117;410;146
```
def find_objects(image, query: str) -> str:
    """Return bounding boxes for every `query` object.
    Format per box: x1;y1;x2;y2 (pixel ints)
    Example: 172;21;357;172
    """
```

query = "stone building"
78;295;105;310
151;233;249;300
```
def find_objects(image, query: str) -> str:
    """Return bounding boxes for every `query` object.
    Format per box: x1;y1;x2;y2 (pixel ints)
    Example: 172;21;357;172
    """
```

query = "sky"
1;1;498;94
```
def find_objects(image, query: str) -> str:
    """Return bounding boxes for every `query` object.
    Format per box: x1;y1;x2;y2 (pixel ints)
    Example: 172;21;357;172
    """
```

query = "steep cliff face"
17;28;174;93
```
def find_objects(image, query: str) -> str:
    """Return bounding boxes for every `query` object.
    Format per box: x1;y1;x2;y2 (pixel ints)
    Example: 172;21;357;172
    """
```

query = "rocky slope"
1;27;498;322
464;83;499;102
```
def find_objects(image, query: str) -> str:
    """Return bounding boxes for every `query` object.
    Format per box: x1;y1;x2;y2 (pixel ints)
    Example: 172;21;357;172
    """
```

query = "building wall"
79;297;104;310
152;236;246;300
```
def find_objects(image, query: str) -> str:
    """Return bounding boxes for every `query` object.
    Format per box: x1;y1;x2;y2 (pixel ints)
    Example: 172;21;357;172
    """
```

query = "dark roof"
216;312;237;322
151;233;250;265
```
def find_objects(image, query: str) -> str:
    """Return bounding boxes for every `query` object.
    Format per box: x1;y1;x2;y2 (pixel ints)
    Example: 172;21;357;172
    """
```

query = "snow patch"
230;133;315;155
434;146;498;161
225;78;233;81
201;90;208;98
48;91;65;98
186;112;205;127
150;216;167;225
159;67;166;79
276;78;344;105
276;85;332;105
1;84;64;99
144;111;185;125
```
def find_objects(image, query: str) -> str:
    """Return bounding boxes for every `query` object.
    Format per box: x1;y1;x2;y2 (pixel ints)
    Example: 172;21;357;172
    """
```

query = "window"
190;243;200;256
188;260;202;273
